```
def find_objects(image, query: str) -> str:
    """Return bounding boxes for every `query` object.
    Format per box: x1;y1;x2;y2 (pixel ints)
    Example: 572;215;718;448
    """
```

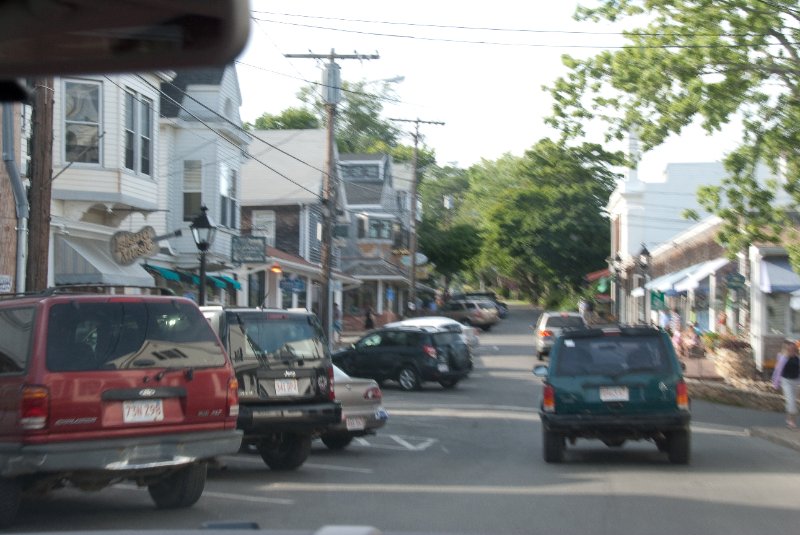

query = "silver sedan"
320;365;389;450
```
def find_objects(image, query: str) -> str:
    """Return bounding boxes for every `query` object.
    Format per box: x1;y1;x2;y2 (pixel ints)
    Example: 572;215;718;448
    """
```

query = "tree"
246;107;319;130
547;0;800;260
473;140;622;303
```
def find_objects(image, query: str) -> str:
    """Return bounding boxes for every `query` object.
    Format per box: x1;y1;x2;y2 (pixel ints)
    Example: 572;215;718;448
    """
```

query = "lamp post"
637;244;651;324
608;253;622;320
190;205;217;306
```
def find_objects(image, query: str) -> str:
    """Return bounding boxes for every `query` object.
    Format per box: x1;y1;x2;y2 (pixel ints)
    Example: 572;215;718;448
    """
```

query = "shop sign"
110;226;159;265
650;291;666;310
232;236;267;263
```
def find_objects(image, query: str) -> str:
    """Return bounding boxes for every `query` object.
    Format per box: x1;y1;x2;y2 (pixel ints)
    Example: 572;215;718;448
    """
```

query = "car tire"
258;433;312;470
602;438;626;448
397;366;421;391
148;462;207;509
0;478;21;528
321;433;354;450
667;430;690;464
439;378;459;389
543;428;565;463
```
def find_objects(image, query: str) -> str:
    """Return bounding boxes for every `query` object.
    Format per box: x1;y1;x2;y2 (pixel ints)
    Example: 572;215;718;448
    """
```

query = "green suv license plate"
599;386;629;402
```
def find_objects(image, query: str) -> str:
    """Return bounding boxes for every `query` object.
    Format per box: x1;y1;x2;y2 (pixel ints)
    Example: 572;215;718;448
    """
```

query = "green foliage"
248;107;320;130
548;0;800;262
464;139;622;302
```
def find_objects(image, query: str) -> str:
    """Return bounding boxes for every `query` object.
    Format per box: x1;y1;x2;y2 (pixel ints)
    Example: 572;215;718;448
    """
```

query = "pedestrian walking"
364;306;375;330
772;339;800;429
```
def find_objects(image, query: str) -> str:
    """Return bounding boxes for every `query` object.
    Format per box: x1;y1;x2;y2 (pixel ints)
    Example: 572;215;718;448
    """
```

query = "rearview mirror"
0;0;250;77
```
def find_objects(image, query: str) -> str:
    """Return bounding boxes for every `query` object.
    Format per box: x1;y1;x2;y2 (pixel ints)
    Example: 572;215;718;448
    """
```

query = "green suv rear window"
46;301;224;371
555;335;673;376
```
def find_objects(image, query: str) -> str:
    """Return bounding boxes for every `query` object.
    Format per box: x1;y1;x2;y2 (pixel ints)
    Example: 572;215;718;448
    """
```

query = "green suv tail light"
542;384;555;413
676;380;689;410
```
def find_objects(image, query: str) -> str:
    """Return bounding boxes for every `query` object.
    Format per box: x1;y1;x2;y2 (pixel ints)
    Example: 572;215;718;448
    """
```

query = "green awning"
218;274;242;290
144;264;182;282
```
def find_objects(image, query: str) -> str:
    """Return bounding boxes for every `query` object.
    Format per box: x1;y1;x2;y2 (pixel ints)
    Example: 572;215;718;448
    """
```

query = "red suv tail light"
20;385;49;430
422;345;437;359
364;386;382;401
542;384;556;413
227;377;239;418
676;380;689;410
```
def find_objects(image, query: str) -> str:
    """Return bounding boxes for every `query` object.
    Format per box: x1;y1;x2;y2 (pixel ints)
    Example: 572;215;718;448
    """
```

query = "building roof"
160;67;226;118
241;129;327;205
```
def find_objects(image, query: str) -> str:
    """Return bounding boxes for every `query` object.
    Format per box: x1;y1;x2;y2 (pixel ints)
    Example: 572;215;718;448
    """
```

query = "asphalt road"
12;305;800;534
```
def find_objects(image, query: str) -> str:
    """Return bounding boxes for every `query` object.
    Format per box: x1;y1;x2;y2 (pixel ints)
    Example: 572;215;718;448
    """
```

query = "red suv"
0;289;242;526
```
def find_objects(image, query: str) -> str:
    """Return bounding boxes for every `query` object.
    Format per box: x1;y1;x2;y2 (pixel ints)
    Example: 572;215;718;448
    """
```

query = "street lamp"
190;205;217;306
637;244;651;323
607;253;622;320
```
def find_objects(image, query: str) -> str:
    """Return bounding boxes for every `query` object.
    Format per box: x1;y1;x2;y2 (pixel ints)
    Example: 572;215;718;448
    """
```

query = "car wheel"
667;430;690;464
397;366;421;391
602;438;626;448
0;478;21;528
321;433;354;450
439;378;459;389
148;463;207;509
258;433;312;470
542;428;565;463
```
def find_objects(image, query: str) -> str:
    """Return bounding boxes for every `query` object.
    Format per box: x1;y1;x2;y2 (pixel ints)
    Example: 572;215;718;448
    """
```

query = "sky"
235;0;743;181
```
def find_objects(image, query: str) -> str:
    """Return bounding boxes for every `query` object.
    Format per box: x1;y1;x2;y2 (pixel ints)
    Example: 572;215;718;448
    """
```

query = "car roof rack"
41;284;176;296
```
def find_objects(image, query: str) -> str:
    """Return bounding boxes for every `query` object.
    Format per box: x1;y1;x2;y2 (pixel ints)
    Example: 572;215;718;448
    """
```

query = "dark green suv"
534;326;691;464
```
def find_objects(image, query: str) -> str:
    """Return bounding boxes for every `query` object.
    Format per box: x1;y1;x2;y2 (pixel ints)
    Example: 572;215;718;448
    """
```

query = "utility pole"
388;118;444;315
28;77;54;292
285;49;379;342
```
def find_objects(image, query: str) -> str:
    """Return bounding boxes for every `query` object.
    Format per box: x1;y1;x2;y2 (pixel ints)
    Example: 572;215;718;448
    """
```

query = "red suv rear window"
45;301;224;372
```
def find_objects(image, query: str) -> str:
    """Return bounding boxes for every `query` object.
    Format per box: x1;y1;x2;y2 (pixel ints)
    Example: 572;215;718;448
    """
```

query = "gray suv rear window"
46;301;224;371
545;316;585;328
229;312;326;363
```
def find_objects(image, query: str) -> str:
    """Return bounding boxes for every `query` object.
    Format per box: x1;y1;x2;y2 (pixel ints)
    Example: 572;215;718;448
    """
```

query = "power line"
253;17;795;50
254;10;769;39
133;74;321;200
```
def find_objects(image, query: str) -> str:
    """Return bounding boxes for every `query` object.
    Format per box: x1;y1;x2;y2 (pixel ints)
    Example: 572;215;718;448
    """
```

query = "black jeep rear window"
554;335;673;376
228;313;326;364
46;301;224;372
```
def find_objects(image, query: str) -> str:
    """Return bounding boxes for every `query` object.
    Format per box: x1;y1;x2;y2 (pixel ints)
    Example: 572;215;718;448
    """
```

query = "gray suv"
202;307;341;471
533;311;587;358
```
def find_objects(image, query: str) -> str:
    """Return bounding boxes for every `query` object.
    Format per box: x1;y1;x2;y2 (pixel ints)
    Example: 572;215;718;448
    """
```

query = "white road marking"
114;484;294;505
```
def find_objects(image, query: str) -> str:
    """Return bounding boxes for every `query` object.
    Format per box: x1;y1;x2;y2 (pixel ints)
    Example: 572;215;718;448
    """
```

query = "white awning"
54;236;154;286
760;257;800;293
673;257;731;293
645;264;699;293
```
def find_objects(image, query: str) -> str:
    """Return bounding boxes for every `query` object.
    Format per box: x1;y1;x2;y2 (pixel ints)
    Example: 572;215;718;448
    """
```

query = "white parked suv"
533;311;587;358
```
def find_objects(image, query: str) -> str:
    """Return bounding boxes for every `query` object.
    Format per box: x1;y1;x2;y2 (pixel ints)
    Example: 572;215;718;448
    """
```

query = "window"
0;307;34;374
124;91;153;174
220;166;237;228
64;80;101;164
183;160;202;221
367;219;392;239
251;210;275;246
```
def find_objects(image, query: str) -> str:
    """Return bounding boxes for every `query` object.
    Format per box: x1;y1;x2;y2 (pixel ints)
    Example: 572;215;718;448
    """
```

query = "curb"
686;378;784;412
749;427;800;453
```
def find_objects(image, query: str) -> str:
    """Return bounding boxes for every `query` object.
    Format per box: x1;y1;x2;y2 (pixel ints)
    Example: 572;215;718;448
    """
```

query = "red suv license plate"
123;399;164;423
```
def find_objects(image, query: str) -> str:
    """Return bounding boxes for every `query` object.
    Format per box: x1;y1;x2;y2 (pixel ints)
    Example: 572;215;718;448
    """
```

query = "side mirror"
532;364;549;377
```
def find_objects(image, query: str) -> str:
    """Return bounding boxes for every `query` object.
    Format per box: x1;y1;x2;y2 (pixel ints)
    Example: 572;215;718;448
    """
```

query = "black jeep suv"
202;307;340;470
